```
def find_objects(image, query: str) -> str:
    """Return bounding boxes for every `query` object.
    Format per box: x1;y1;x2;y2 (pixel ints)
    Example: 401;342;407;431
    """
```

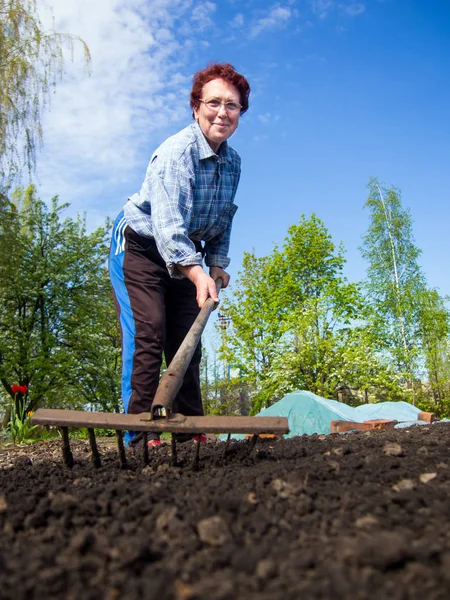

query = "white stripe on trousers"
114;216;127;255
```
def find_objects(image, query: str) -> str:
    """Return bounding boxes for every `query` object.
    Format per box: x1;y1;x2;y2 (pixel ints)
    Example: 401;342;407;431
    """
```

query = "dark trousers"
110;220;203;423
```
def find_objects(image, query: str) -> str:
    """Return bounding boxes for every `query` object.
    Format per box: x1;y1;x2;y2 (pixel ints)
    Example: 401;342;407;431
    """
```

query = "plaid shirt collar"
193;121;231;164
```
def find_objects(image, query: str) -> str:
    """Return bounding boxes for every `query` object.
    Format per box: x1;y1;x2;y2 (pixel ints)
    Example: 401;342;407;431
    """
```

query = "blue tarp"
223;390;433;439
256;390;357;438
354;400;422;422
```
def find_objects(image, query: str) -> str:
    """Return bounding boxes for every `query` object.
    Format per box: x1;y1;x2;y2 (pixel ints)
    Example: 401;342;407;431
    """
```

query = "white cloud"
342;3;365;17
35;0;216;213
253;134;269;142
310;0;365;19
258;113;272;124
250;5;293;37
191;1;217;30
230;12;245;28
310;0;335;19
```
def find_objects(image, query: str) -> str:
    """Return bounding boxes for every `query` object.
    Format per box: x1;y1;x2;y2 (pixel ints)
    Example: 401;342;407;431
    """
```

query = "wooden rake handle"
151;278;223;418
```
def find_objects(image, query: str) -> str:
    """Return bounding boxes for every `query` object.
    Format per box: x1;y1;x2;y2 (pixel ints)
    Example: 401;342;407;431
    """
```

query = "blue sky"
36;0;450;307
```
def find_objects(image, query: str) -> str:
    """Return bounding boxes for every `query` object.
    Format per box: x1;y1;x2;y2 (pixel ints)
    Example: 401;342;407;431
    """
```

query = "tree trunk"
2;406;11;429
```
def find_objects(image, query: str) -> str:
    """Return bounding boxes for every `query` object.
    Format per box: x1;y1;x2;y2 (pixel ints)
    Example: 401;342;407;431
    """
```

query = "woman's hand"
176;265;220;308
209;266;230;289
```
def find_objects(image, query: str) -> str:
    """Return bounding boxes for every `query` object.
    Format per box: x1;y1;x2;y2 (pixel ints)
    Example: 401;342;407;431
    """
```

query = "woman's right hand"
176;265;219;308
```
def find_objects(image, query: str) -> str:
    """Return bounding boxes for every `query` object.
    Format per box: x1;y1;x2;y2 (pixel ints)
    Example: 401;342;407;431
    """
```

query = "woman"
109;63;250;448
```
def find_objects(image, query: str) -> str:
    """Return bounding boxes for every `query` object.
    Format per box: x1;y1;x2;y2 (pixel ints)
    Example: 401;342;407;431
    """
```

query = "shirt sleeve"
204;168;240;269
145;155;203;278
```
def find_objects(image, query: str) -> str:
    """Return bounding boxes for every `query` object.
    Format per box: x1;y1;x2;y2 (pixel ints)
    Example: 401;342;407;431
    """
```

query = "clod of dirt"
440;552;450;582
174;580;194;600
270;478;298;499
383;442;404;456
353;531;410;570
328;460;340;472
355;514;380;529
255;558;278;579
419;472;437;484
156;506;178;532
197;515;231;546
392;479;416;492
49;492;78;512
246;492;258;504
0;495;7;513
13;455;32;468
332;447;344;456
69;530;101;555
417;446;429;456
187;577;234;600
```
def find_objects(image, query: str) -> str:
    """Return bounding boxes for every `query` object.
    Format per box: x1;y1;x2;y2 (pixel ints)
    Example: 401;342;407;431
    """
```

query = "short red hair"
190;63;250;118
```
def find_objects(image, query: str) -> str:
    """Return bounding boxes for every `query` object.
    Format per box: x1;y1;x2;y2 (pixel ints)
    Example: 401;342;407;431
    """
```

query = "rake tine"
247;434;259;456
193;437;201;471
143;431;149;465
87;428;101;468
61;427;74;468
171;433;178;467
224;433;231;457
116;430;127;468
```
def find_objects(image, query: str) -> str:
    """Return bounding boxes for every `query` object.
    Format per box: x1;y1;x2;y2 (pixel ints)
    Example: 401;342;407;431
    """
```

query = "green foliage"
0;185;121;417
71;427;117;439
415;394;450;420
6;393;38;443
208;378;249;416
0;0;91;183
417;290;450;405
220;214;401;412
360;178;427;380
360;178;450;403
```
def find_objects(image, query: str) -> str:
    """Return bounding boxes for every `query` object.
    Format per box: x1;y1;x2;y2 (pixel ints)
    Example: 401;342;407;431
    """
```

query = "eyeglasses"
199;97;242;114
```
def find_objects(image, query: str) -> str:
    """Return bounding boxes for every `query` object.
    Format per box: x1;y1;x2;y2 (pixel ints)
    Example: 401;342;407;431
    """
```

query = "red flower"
11;384;28;395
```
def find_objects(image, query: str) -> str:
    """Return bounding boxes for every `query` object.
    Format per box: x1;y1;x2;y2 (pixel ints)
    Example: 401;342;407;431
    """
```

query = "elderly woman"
109;63;250;448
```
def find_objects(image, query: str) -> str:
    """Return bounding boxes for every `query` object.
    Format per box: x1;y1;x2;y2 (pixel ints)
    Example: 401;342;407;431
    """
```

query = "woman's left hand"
209;266;230;289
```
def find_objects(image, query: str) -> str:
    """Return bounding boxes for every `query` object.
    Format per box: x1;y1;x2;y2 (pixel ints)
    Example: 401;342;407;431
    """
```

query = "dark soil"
1;424;450;600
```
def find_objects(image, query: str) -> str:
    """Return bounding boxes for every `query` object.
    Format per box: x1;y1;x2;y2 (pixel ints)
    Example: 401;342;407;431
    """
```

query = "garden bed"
1;424;450;599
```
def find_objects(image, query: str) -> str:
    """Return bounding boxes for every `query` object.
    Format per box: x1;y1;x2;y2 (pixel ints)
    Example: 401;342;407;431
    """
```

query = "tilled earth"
1;424;450;600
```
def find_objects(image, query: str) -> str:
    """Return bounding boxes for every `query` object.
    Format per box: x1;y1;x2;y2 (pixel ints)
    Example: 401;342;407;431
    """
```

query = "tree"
61;269;122;413
220;214;400;412
417;289;450;409
0;0;90;183
360;178;430;394
0;185;120;423
219;252;280;388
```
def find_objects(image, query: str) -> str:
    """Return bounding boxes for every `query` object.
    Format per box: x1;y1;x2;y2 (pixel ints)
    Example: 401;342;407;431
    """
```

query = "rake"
31;280;289;468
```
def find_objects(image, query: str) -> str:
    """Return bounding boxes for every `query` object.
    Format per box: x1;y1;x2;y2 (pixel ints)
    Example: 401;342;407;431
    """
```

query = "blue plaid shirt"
124;122;241;278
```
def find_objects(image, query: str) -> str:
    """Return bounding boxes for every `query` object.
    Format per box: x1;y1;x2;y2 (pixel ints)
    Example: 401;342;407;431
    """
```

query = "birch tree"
360;178;428;393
